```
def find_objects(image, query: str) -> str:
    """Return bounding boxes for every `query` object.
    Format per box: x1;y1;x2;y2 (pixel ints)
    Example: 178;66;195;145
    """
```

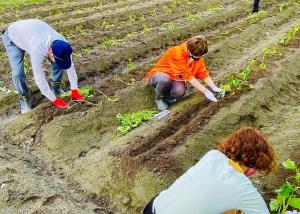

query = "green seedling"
163;23;176;31
125;58;135;73
116;109;157;135
60;86;95;99
280;24;300;46
142;24;151;33
185;11;198;21
150;8;157;16
100;39;121;49
100;21;115;30
220;67;252;95
80;47;93;55
207;5;223;12
277;3;288;12
74;25;89;35
270;159;300;213
245;11;267;25
162;5;172;14
129;13;137;22
0;51;7;59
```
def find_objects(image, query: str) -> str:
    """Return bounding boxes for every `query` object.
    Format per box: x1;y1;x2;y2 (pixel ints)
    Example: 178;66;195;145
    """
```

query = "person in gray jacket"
2;19;84;113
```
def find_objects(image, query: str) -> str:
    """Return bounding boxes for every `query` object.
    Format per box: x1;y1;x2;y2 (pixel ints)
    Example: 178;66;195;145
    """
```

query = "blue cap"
51;40;73;70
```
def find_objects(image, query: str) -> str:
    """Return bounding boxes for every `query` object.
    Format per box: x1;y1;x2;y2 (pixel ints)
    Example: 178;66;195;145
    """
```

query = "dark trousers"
143;196;156;214
149;72;186;100
253;0;260;12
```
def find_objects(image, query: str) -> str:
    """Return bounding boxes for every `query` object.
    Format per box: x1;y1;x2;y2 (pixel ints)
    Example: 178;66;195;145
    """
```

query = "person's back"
153;150;268;214
8;19;64;55
144;127;275;214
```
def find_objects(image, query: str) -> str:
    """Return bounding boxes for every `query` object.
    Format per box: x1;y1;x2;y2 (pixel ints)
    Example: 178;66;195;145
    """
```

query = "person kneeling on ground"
2;19;84;114
144;127;276;214
145;35;225;112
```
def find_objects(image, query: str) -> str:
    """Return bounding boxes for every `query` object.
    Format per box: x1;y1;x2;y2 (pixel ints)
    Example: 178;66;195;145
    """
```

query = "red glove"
52;98;68;109
71;89;84;101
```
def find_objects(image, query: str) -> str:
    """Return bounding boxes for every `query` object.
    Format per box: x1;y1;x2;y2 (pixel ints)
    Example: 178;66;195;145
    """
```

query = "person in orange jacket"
146;35;225;111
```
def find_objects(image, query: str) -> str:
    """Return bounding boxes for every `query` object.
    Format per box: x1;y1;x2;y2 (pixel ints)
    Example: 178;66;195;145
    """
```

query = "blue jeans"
253;0;260;12
2;30;64;97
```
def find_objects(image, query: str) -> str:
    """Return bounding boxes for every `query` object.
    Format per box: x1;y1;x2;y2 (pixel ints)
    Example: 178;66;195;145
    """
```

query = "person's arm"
238;182;270;214
188;77;217;102
65;56;78;90
31;54;68;108
31;55;56;101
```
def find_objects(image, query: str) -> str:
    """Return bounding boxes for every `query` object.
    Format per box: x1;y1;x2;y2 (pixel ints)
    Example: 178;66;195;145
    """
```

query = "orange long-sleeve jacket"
145;42;209;81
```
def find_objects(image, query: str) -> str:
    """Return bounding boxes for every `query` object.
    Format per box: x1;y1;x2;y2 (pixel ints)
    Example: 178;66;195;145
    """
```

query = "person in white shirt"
2;19;84;113
144;127;276;214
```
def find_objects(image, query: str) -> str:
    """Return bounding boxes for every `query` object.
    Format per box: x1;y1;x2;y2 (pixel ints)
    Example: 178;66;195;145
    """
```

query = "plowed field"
0;0;299;213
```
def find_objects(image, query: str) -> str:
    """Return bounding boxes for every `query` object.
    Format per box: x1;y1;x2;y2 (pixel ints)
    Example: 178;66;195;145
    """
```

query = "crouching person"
2;19;84;113
144;127;276;214
145;35;225;112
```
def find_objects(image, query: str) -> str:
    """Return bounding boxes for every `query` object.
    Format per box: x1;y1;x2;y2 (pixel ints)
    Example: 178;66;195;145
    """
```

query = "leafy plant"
245;11;267;25
220;67;253;95
126;58;135;72
116;109;157;135
100;20;115;30
100;39;121;49
185;11;198;21
60;86;95;99
129;13;137;22
277;3;288;12
270;159;300;213
280;24;300;46
142;24;151;33
207;5;223;12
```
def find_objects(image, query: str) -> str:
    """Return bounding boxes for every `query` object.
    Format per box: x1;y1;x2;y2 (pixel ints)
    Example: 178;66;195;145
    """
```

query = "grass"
0;0;47;9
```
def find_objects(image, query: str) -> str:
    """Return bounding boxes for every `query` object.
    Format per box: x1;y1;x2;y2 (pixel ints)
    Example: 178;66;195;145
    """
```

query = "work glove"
70;89;84;101
212;86;225;99
203;89;217;102
52;98;68;109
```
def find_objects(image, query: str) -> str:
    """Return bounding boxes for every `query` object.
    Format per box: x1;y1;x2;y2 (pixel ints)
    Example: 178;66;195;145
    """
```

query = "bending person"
2;19;84;113
144;127;275;214
146;35;225;111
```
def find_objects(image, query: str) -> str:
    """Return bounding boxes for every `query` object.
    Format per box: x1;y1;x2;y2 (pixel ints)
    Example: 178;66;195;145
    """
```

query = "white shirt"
153;150;269;214
7;19;78;101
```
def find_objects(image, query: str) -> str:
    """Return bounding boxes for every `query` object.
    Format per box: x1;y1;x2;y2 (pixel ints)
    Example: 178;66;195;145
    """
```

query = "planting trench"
0;0;300;213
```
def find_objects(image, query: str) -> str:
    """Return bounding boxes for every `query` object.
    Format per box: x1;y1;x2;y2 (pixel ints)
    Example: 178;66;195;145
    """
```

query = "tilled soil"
0;0;299;213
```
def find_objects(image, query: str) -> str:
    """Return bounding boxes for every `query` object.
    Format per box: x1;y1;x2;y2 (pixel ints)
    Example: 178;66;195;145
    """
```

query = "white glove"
203;89;217;102
286;211;299;214
212;86;225;99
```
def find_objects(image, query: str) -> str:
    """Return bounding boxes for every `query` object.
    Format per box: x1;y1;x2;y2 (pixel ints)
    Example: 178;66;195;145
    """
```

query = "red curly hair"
218;127;276;174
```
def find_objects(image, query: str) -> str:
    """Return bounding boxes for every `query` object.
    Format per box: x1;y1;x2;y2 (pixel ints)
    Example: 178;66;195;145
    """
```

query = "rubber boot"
50;80;65;96
19;95;32;114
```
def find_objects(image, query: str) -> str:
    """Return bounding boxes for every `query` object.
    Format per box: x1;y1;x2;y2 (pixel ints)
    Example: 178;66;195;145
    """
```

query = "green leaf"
269;199;279;211
282;159;297;170
295;172;300;182
289;198;300;208
276;182;293;196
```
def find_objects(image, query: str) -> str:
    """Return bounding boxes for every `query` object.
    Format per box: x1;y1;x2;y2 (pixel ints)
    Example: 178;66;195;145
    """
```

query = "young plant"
116;109;157;135
100;39;121;49
125;58;135;73
245;11;267;25
185;11;198;21
100;20;115;30
280;24;300;46
220;67;253;95
207;5;223;12
60;86;95;99
142;24;151;33
270;159;300;213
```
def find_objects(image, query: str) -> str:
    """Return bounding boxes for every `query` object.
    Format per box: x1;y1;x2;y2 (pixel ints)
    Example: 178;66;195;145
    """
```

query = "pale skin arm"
188;77;208;93
203;76;218;90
